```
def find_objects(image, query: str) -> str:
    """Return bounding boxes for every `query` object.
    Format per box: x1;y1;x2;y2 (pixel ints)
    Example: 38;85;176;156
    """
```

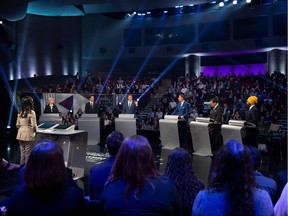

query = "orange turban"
247;96;258;105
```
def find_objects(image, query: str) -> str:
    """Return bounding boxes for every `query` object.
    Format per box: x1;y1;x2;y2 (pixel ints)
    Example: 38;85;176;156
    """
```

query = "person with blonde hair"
16;96;37;165
44;97;59;113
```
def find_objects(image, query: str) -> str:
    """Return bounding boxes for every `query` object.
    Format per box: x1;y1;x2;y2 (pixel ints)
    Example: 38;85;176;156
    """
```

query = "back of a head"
209;140;255;187
106;131;124;156
20;96;34;117
23;140;67;189
209;140;256;216
111;135;157;183
165;147;193;177
247;146;261;171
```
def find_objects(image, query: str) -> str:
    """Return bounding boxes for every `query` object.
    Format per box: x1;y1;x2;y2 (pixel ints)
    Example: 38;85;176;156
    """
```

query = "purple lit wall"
201;64;266;77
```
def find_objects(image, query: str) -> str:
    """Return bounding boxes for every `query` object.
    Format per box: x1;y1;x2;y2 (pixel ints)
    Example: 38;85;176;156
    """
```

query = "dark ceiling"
0;0;211;21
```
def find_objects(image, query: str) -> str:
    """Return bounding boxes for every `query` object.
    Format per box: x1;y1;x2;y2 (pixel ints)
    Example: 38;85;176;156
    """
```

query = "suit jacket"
246;106;258;127
172;101;190;121
16;110;37;141
122;100;138;114
89;156;115;200
209;105;223;123
85;102;98;114
44;104;59;113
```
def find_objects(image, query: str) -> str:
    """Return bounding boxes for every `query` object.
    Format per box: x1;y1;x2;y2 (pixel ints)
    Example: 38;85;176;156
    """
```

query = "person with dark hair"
248;146;277;202
43;97;59;113
89;131;124;201
164;148;204;216
100;135;182;215
5;140;86;216
85;94;98;114
0;156;20;171
122;93;138;114
16;96;37;165
274;183;288;216
192;140;273;216
172;93;190;121
209;98;223;154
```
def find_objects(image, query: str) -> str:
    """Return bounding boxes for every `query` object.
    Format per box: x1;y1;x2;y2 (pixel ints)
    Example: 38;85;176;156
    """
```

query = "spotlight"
189;4;194;6
246;0;251;3
219;1;224;7
133;12;136;15
0;21;3;25
163;10;168;14
146;11;151;14
137;98;139;101
6;126;11;129
119;102;122;105
211;1;217;3
233;0;237;4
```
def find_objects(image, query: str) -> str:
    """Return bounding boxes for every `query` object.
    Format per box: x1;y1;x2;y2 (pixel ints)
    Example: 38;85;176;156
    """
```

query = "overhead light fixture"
246;0;252;3
0;21;2;25
219;2;224;7
163;10;168;14
233;0;237;4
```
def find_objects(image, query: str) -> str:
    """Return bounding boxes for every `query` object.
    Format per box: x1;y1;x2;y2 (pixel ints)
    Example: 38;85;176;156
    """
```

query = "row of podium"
37;113;257;179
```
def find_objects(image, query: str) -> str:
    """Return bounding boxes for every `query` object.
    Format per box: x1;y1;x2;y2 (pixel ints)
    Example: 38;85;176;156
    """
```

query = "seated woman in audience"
6;140;86;216
0;156;20;171
100;135;182;216
192;140;273;216
164;148;204;216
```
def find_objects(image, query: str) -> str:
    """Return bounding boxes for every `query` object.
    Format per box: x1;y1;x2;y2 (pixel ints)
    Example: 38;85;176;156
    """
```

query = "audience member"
164;148;204;216
100;135;182;215
0;156;20;171
16;96;37;165
192;140;273;216
248;146;277;203
274;183;288;216
89;131;124;201
5;140;86;216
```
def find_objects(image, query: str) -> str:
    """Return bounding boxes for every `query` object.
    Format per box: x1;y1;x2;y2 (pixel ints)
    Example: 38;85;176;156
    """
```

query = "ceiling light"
219;2;224;7
246;0;251;3
233;0;237;4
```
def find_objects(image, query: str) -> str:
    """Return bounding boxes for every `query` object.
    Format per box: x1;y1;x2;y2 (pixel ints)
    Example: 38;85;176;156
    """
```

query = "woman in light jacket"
16;96;37;165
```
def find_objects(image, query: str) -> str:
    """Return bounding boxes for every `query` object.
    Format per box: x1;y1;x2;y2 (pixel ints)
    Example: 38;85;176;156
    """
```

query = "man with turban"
243;96;259;147
246;96;259;127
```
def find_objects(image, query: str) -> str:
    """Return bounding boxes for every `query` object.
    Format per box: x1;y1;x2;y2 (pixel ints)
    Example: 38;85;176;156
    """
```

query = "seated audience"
5;140;86;216
100;135;182;215
192;140;273;216
274;183;288;216
248;146;277;202
89;131;124;201
164;148;204;216
0;156;20;171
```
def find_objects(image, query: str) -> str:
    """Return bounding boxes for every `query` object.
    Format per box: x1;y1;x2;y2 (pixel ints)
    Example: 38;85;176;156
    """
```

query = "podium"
189;117;212;156
159;115;183;150
39;113;62;125
36;129;88;180
221;120;245;144
78;114;100;146
115;114;137;138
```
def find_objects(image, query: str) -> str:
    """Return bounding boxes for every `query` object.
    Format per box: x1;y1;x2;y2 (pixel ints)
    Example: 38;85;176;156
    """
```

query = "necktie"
91;102;93;107
129;102;131;108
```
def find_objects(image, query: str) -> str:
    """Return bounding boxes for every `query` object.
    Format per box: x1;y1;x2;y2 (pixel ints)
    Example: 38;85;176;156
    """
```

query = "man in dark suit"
246;96;259;127
88;131;124;201
243;96;259;147
122;93;138;115
172;93;190;122
209;98;223;154
43;97;59;113
85;94;98;114
172;93;190;149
